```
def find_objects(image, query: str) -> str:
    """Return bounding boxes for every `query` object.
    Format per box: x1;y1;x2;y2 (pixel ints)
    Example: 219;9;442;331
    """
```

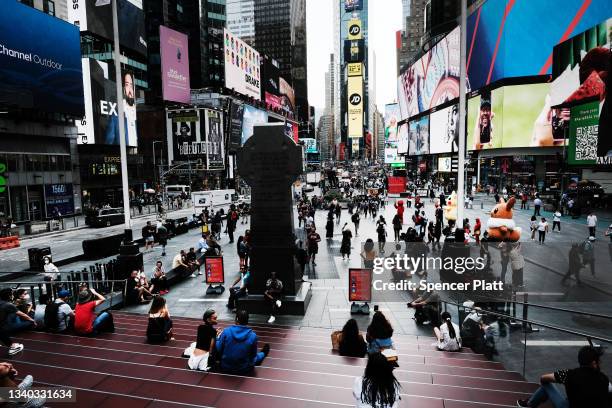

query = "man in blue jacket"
215;310;270;374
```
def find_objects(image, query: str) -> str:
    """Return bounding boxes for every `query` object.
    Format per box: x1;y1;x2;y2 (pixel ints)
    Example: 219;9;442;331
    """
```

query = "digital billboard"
205;257;224;284
202;109;225;170
467;83;565;151
166;110;200;163
348;75;363;138
285;120;299;143
0;0;84;116
567;101;602;165
349;268;372;302
224;28;261;100
241;104;268;145
467;88;503;151
160;26;190;104
347;19;362;40
438;157;452;173
344;39;365;63
408;116;429;156
45;184;75;216
397;122;409;155
76;58;138;147
551;18;611;162
228;101;244;152
384;103;400;164
429;104;458;154
345;0;362;12
302;138;317;154
68;0;147;56
466;0;612;91
347;63;363;77
397;26;460;120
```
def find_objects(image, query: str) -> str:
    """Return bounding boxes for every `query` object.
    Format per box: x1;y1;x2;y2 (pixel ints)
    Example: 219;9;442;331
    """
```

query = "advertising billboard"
429;104;458;154
345;0;363;12
347;76;363;138
383;103;400;164
467;83;564;151
347;63;363;77
349;268;372;302
167;110;200;163
68;0;147;56
344;39;365;63
76;58;138;147
438;157;452;173
397;122;409;155
160;26;190;104
228;101;244;152
552;18;611;162
0;0;84;116
466;0;612;91
284;121;299;143
262;57;280;104
45;184;75;217
224;28;261;100
397;26;461;120
204;257;224;284
567;101;608;165
302;138;317;154
202;109;225;169
241;104;268;145
408;116;429;156
347;19;362;40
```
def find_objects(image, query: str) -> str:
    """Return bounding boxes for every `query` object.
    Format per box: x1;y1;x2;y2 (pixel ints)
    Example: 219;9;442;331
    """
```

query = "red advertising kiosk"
349;268;372;314
204;256;225;295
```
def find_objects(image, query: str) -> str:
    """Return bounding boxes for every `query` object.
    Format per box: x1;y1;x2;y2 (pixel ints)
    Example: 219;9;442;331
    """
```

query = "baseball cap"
57;289;71;298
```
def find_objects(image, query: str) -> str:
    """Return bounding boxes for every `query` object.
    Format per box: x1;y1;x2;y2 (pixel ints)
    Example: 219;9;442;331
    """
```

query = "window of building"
43;0;55;16
20;0;34;7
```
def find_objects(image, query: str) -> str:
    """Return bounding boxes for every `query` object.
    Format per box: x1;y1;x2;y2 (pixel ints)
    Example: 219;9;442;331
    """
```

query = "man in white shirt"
587;212;597;238
533;196;543;216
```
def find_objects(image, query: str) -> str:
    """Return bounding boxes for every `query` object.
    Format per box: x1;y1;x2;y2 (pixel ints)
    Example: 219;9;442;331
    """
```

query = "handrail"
464;291;612;321
440;297;612;345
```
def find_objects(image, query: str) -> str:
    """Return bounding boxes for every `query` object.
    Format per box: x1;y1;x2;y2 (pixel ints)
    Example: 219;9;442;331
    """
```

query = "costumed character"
486;197;521;241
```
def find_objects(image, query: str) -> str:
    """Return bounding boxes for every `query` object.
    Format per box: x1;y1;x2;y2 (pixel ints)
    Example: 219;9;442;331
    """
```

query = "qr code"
575;125;598;161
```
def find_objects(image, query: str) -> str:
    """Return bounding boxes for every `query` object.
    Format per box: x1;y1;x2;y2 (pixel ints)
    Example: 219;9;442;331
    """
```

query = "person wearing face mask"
42;256;59;281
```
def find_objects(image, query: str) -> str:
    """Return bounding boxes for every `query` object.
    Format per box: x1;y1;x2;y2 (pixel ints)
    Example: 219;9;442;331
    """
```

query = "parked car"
87;208;125;228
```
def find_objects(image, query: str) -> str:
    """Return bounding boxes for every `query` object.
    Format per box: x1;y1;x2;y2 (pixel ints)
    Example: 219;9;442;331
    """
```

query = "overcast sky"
306;0;403;116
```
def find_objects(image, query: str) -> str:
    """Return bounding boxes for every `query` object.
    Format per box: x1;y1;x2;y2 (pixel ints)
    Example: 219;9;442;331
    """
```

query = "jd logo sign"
349;24;360;36
349;93;361;105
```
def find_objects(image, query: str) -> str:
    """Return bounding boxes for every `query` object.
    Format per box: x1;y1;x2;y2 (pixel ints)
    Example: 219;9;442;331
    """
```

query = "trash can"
28;247;51;271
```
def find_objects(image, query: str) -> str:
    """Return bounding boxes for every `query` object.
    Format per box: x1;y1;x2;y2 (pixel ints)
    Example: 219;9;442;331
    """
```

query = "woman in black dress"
326;213;334;239
340;223;352;260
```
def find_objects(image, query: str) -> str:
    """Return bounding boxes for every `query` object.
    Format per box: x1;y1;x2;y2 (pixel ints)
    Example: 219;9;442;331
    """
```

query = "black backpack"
44;302;61;331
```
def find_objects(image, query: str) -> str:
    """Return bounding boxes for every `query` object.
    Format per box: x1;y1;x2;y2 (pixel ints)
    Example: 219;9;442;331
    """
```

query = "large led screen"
408;116;430;156
467;88;503;151
68;0;147;56
224;29;261;100
241;105;268;145
384;103;401;164
429;103;458;154
160;26;190;104
466;0;612;91
396;122;409;156
76;58;138;147
0;0;84;116
397;26;461;120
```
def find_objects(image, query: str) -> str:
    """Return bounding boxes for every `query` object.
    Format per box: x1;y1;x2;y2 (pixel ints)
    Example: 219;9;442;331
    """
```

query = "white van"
165;185;191;198
192;189;238;216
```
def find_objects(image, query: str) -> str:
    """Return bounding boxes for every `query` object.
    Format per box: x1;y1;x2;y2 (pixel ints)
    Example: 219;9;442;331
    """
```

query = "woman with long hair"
433;311;461;351
338;318;367;358
340;223;353;261
353;352;401;408
146;296;173;344
366;311;394;354
361;239;377;269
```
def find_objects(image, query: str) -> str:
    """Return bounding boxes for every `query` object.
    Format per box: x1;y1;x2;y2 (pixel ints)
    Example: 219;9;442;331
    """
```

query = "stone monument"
236;123;311;314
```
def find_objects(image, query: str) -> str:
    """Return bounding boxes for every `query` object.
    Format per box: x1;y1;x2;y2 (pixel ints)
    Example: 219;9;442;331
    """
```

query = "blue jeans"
4;316;34;333
528;383;569;408
92;312;111;333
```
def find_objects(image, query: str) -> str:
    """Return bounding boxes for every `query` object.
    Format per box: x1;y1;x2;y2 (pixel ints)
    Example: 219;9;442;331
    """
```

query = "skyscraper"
337;0;368;159
253;0;309;124
397;0;427;72
226;0;255;45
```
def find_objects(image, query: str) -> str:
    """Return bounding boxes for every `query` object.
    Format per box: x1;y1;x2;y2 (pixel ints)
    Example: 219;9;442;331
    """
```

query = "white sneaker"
8;343;23;356
197;272;203;275
190;273;196;278
275;300;282;308
268;316;276;323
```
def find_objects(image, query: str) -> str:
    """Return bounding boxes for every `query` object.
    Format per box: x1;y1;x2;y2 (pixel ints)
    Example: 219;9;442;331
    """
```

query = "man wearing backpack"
44;290;73;333
580;236;596;277
351;211;360;236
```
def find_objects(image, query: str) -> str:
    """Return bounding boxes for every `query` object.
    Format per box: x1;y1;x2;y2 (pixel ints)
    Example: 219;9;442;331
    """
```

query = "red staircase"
9;312;538;407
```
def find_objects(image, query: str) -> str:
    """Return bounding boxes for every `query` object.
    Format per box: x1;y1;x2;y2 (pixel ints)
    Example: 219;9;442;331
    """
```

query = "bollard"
481;201;484;209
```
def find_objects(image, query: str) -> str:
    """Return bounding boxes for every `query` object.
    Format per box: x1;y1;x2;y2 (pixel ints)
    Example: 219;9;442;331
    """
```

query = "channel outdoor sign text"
0;0;84;116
